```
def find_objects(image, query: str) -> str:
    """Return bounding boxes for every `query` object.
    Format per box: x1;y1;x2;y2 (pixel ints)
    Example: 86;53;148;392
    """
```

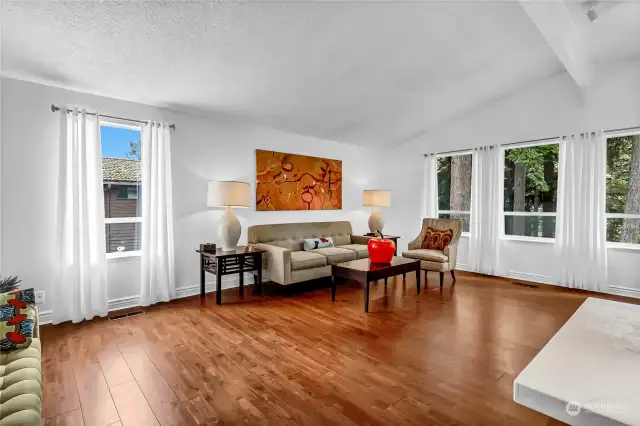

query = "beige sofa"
402;218;463;288
248;221;371;285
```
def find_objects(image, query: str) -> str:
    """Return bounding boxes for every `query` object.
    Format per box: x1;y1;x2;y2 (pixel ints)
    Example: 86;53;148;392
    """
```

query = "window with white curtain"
606;132;640;245
503;141;559;239
100;122;143;256
437;152;472;233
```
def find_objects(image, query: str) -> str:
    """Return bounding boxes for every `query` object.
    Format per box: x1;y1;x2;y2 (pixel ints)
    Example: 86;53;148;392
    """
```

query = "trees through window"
503;143;559;238
606;133;640;244
437;153;472;232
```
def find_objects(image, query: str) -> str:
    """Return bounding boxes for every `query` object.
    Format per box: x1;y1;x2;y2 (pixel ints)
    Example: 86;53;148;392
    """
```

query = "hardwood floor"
41;272;636;425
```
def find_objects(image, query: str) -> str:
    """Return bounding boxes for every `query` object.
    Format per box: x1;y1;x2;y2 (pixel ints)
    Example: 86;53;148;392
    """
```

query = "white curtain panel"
53;108;108;324
140;121;176;306
422;154;438;218
469;145;502;275
554;131;608;291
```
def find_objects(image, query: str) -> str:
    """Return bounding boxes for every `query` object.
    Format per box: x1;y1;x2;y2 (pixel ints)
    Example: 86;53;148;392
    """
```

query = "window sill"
607;243;640;252
106;251;141;261
460;232;470;238
500;235;556;244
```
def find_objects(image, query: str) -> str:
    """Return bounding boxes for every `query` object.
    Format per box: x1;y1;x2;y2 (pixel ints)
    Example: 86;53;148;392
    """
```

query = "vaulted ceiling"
2;1;638;147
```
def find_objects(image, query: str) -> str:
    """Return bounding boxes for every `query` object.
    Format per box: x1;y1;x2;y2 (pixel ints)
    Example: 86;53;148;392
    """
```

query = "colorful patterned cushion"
0;289;37;351
421;227;454;251
303;237;334;251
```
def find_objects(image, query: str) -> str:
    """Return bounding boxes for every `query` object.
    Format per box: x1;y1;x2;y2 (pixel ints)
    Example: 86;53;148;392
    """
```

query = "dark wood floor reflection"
41;272;633;425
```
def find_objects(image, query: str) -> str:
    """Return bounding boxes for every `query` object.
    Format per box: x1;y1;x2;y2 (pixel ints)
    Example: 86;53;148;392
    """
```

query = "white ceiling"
2;1;639;148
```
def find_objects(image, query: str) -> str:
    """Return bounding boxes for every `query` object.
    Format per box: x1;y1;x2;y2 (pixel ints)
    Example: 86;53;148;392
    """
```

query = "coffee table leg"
384;277;387;287
416;265;421;294
365;281;370;313
331;276;336;302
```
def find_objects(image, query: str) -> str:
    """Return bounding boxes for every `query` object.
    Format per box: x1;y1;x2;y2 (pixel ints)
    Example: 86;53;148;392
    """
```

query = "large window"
437;153;472;232
606;133;640;245
503;143;559;238
101;123;142;255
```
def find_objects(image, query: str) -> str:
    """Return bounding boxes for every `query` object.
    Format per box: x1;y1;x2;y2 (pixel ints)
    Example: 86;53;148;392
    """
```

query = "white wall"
404;59;640;295
1;78;422;319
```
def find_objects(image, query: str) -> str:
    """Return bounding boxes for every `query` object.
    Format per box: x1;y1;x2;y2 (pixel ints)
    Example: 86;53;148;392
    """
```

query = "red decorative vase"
368;238;396;263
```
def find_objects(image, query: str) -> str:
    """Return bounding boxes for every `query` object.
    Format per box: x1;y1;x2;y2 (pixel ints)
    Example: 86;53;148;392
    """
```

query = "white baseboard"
38;275;248;325
38;309;52;325
608;285;640;299
505;271;553;285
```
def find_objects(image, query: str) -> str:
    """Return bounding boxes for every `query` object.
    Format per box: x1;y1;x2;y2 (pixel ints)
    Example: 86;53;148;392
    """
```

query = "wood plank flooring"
41;272;636;425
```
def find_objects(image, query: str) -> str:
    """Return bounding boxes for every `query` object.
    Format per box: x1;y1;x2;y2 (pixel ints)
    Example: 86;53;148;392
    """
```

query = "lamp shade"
362;190;391;207
207;181;250;208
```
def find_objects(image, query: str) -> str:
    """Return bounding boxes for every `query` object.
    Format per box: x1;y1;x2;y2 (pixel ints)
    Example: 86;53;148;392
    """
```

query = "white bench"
514;297;640;426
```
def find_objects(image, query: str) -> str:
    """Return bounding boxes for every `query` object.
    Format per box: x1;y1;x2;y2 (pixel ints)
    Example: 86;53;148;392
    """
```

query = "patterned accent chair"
402;218;463;288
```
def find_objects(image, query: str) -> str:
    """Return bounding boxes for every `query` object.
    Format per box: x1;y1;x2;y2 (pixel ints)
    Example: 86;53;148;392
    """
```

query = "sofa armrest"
250;243;292;285
444;243;459;269
351;235;372;245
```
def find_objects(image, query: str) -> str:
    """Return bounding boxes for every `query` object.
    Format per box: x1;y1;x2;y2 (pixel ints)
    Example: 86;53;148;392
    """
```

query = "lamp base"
219;206;241;251
368;207;385;234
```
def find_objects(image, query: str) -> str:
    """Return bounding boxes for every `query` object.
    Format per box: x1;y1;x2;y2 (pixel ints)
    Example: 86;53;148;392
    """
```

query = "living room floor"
41;273;632;426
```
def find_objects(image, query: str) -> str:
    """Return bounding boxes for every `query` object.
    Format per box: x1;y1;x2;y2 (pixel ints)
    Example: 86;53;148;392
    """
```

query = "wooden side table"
196;247;265;305
363;235;400;255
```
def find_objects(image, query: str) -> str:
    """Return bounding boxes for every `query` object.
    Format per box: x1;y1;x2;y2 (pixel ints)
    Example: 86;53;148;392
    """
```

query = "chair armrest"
351;235;372;245
444;243;459;269
250;243;292;285
407;233;423;250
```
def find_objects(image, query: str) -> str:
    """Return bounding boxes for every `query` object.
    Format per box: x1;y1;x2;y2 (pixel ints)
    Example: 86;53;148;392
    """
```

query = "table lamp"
207;181;250;251
362;190;391;234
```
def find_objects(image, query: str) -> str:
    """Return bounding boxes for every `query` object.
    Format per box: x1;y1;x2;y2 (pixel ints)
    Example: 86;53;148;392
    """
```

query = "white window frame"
605;130;640;249
101;121;143;259
436;151;473;236
501;140;559;242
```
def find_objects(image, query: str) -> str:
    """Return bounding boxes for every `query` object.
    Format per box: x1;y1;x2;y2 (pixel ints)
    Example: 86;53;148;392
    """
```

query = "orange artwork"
256;149;342;211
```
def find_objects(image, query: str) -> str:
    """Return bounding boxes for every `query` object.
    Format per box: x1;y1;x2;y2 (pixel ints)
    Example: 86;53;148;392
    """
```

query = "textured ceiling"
2;1;639;147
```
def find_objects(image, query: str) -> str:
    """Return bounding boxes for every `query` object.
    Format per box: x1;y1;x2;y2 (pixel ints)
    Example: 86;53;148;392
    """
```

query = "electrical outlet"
35;291;45;304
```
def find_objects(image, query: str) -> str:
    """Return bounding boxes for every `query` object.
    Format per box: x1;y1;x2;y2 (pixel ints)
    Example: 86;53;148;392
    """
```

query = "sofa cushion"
265;239;303;252
331;234;352;247
337;244;369;259
311;247;356;265
290;251;328;271
402;249;448;263
0;337;42;425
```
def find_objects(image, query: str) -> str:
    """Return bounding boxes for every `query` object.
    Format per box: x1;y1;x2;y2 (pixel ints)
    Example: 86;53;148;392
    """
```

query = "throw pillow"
0;288;37;351
303;237;334;251
421;227;454;251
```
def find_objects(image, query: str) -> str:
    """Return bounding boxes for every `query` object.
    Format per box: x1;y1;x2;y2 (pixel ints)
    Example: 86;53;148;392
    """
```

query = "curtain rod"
51;104;176;130
423;125;640;157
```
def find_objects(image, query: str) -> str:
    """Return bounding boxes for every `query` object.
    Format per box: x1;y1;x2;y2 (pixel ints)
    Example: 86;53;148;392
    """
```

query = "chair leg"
450;270;456;282
439;272;444;289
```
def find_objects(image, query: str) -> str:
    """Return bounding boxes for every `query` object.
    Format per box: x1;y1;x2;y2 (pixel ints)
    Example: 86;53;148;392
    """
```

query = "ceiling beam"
519;0;590;99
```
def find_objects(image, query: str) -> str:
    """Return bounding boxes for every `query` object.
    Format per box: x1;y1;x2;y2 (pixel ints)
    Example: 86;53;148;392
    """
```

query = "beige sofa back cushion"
248;221;353;252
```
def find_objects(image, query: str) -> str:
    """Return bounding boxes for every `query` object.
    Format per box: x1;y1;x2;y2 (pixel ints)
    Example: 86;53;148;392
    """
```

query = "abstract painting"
256;149;342;211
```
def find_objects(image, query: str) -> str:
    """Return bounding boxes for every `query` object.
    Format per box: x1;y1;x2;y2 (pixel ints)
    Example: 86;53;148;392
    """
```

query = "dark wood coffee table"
331;257;420;312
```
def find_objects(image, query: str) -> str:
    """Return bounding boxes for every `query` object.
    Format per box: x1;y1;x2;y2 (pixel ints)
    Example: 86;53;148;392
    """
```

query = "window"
116;186;139;200
606;133;640;245
437;153;472;232
101;123;142;255
503;142;559;239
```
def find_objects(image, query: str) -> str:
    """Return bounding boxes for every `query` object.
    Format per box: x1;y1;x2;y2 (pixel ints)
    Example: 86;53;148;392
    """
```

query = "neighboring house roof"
102;157;141;183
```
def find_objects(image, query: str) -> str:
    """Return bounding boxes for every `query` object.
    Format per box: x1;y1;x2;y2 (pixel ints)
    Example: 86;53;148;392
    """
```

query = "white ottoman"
514;297;640;426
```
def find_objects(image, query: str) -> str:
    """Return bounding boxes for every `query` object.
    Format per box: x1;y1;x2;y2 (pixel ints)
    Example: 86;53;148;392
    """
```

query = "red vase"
368;238;396;263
